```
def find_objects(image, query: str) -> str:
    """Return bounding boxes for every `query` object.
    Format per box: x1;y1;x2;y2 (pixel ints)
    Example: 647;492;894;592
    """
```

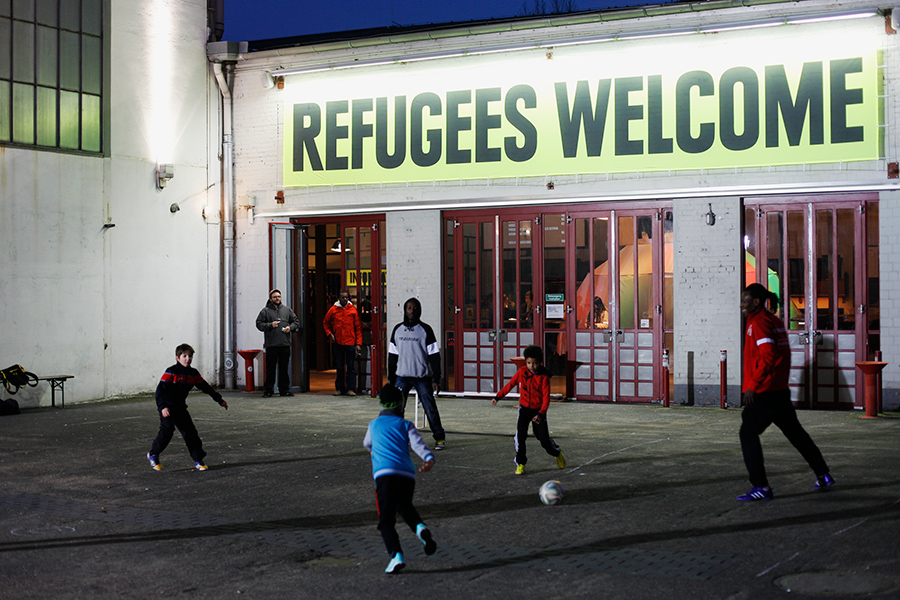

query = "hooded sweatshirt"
387;297;441;382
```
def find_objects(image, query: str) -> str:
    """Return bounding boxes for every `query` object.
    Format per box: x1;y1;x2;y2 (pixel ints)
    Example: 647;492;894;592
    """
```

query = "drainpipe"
212;58;237;389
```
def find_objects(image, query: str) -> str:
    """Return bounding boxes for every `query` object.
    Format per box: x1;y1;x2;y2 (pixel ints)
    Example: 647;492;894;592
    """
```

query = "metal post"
875;350;883;413
662;349;670;407
720;350;727;409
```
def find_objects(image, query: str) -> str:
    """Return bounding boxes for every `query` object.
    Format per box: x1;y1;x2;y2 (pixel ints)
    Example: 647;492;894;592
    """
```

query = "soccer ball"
539;480;564;505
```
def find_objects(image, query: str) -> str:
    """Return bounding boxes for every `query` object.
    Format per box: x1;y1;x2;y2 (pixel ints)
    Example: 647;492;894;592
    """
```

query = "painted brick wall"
385;211;443;337
879;191;900;408
673;197;743;406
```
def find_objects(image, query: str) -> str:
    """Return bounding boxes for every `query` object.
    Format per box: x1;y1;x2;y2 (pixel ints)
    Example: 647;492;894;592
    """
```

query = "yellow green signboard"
283;22;881;187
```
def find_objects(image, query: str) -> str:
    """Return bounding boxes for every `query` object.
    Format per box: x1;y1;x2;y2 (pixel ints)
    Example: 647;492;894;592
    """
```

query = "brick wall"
673;197;743;406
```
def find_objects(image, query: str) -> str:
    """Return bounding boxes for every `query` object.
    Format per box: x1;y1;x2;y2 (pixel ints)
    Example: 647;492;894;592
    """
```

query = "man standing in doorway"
324;290;363;396
388;297;445;451
256;289;300;397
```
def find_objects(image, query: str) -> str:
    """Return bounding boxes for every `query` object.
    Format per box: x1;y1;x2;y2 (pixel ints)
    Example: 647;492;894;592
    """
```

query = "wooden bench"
37;375;74;408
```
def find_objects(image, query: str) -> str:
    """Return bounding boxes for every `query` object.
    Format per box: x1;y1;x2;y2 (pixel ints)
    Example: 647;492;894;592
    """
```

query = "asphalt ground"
1;391;899;600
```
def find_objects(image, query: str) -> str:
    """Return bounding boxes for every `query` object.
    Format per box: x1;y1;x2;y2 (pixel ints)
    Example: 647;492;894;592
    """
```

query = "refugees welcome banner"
283;22;881;187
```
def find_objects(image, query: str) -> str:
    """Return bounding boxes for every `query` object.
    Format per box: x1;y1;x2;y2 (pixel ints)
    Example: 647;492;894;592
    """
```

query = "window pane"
82;0;100;35
618;216;635;329
36;25;57;86
0;80;9;140
519;220;533;328
785;211;804;329
592;216;610;329
81;91;98;151
0;0;10;17
36;0;56;26
36;85;56;145
663;210;674;329
501;220;518;328
59;29;78;90
479;222;493;329
636;216;653;329
12;0;33;21
12;82;34;143
0;18;10;79
835;208;855;330
12;20;34;83
574;218;590;328
462;223;477;329
81;34;99;95
59;88;78;147
815;210;834;330
867;202;879;333
60;0;78;31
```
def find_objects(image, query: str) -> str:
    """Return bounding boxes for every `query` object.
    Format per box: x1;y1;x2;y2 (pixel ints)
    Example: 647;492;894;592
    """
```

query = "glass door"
566;209;671;402
744;195;878;409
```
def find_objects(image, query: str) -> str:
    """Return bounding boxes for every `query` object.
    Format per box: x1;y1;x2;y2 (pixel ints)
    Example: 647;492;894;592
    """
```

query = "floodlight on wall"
156;163;175;189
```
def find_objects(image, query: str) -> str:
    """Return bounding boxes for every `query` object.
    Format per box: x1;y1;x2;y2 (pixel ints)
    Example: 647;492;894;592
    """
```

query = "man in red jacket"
737;284;834;501
493;344;566;475
324;290;363;396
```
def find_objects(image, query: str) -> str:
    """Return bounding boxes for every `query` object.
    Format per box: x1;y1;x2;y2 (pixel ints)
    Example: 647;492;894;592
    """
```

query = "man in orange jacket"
324;290;363;396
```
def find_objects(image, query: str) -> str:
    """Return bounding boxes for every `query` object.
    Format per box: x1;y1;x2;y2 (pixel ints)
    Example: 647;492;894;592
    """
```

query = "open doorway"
300;218;386;396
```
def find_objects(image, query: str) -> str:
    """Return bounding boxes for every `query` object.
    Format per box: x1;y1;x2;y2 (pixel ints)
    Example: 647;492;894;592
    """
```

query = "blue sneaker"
736;486;773;501
815;473;835;490
385;552;406;574
416;523;437;555
195;462;208;471
147;453;161;471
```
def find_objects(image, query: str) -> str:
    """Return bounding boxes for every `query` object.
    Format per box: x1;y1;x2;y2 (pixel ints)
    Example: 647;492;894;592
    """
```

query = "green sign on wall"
283;21;881;187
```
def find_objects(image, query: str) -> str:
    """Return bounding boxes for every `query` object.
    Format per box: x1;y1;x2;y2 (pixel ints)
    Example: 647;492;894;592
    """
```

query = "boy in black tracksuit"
147;344;228;471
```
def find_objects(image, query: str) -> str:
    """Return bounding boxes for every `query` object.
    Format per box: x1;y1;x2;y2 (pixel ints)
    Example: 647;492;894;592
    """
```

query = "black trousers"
150;408;206;463
264;346;291;394
375;475;422;556
333;344;357;393
739;388;829;488
514;406;560;465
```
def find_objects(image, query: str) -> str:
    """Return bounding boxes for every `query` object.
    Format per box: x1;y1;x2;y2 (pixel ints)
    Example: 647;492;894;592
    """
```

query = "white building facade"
0;0;224;405
4;0;900;412
226;0;900;410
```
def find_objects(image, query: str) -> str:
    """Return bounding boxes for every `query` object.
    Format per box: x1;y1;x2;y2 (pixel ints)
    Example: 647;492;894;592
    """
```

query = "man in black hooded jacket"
387;297;445;450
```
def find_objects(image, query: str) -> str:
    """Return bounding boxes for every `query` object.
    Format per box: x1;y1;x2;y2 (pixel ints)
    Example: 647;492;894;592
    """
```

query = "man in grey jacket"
256;289;300;397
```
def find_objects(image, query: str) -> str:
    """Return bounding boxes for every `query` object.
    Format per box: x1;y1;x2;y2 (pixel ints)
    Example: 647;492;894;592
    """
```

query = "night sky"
223;0;678;42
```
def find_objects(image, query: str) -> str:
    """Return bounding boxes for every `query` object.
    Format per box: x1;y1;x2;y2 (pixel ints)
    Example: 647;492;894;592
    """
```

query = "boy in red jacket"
493;344;566;475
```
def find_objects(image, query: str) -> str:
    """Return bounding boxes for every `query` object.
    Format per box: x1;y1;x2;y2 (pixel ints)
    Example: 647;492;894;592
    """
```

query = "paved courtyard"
1;392;898;599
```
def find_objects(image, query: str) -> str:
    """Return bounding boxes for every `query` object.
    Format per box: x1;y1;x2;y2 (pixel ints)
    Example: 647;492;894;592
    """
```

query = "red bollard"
720;350;728;409
855;361;888;419
661;349;670;407
237;349;262;392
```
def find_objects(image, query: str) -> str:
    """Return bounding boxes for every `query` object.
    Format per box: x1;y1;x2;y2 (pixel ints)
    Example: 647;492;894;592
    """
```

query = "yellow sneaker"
556;451;567;469
515;464;525;475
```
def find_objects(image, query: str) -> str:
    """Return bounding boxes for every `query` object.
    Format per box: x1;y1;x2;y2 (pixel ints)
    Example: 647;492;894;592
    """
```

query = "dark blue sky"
224;0;678;41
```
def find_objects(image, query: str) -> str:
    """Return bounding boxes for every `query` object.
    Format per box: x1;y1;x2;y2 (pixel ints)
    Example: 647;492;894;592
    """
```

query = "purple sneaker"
736;486;773;501
815;473;835;490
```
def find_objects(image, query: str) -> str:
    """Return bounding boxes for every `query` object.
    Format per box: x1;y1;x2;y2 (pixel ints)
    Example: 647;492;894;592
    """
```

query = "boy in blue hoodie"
363;384;437;574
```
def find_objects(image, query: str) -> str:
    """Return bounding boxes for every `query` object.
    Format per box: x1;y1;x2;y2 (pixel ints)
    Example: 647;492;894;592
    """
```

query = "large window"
0;0;104;153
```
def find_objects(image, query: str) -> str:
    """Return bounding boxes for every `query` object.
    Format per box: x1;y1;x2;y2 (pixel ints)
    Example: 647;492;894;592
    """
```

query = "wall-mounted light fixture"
275;190;284;204
705;203;717;226
156;163;175;189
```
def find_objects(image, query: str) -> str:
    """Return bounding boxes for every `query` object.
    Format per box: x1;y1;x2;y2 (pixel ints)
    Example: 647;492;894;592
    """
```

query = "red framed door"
444;204;672;402
744;195;878;409
294;216;386;397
